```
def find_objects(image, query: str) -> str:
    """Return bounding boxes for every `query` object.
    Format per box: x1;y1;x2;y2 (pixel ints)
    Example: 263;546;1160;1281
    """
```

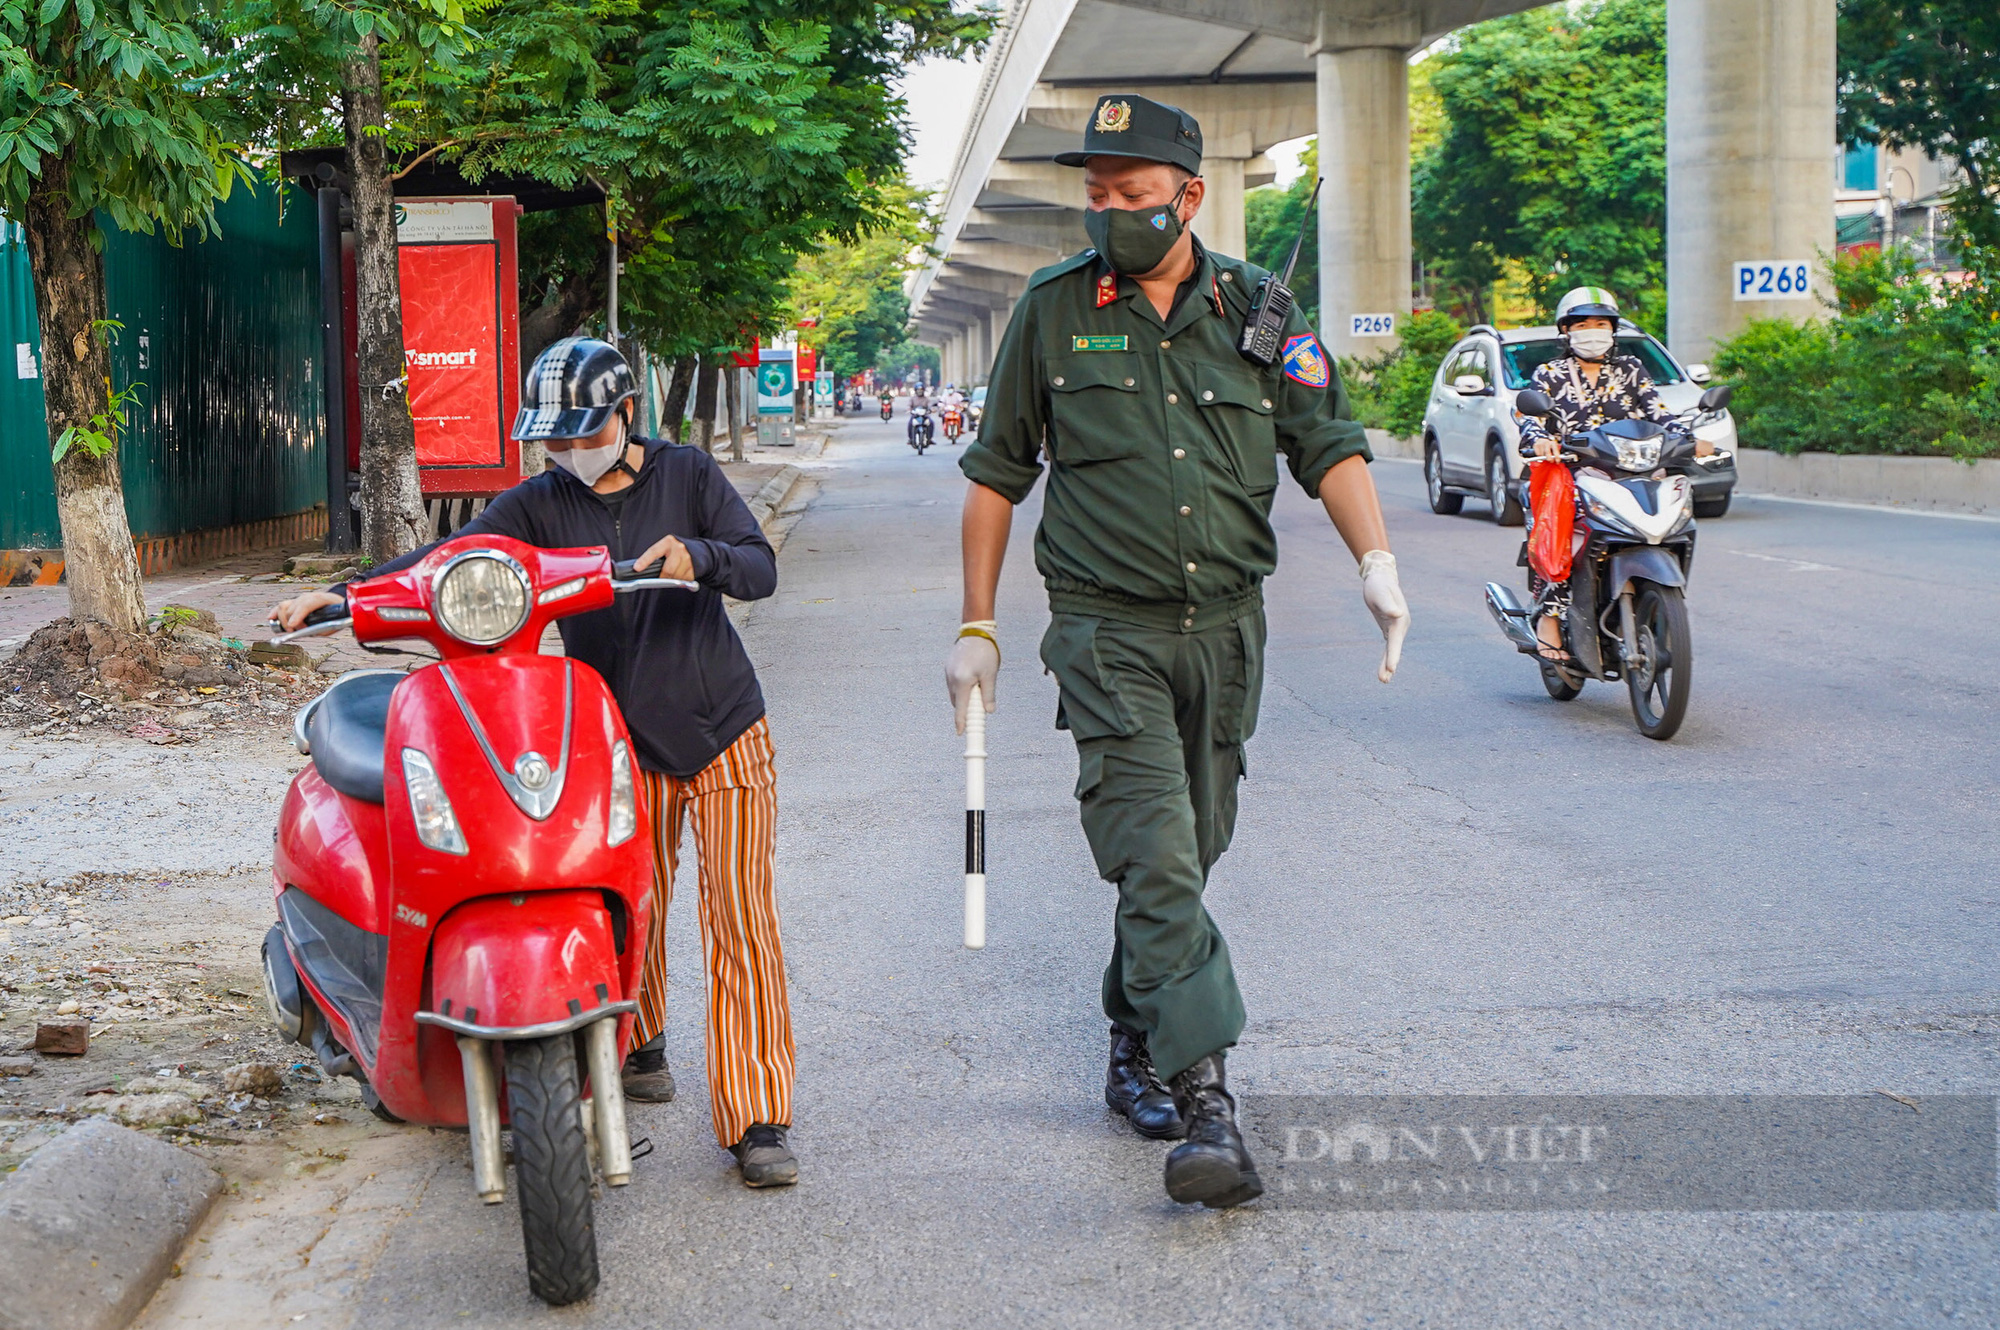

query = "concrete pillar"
987;308;1010;383
1193;156;1247;260
1666;0;1836;362
1315;41;1412;359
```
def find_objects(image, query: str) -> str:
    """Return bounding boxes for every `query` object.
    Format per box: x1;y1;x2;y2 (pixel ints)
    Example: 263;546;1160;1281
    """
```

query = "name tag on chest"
1071;335;1128;352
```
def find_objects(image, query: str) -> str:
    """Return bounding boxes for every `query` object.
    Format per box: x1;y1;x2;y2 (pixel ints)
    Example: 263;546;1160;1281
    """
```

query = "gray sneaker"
730;1124;798;1188
622;1046;676;1103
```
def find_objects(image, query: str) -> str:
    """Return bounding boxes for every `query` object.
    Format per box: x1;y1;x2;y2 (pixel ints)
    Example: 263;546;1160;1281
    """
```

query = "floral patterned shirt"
1516;353;1672;454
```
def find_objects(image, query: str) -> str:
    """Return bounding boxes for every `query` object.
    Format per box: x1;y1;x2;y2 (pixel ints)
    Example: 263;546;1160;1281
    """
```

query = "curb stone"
0;1116;222;1330
749;466;806;532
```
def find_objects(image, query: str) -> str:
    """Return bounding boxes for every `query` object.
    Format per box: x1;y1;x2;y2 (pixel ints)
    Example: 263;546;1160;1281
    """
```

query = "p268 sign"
1733;261;1811;302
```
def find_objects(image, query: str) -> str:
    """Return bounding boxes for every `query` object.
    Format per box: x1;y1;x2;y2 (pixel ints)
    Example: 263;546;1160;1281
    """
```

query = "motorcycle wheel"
504;1034;599;1306
1625;584;1691;740
1539;661;1583;700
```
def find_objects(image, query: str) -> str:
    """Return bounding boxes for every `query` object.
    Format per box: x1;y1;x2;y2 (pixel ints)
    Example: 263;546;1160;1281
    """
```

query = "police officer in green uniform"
944;94;1411;1210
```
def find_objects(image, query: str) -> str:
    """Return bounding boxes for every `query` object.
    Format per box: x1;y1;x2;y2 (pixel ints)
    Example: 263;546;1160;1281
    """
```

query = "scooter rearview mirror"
1515;389;1555;419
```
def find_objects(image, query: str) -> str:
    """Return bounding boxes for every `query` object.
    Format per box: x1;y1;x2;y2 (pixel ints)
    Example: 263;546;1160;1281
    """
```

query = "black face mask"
1084;181;1190;276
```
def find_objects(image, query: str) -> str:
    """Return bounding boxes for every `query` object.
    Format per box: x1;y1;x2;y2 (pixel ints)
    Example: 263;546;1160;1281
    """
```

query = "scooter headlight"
1613;437;1662;471
401;748;468;855
433;551;530;645
607;739;638;847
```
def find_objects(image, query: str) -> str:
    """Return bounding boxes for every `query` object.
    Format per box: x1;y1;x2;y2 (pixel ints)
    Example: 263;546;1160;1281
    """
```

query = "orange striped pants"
634;716;795;1148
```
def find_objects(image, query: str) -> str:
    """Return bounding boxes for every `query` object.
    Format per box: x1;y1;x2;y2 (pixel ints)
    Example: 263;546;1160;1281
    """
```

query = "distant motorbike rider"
1515;287;1675;662
908;385;934;447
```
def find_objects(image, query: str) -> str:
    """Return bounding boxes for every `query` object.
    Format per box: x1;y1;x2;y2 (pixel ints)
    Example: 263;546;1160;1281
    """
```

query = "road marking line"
1727;549;1837;572
1739;492;2000;524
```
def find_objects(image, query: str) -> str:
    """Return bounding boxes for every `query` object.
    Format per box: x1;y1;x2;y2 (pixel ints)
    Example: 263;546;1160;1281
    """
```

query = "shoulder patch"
1026;250;1102;291
1281;333;1330;388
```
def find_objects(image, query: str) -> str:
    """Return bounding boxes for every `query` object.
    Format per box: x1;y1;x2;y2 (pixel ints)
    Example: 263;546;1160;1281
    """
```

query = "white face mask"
1569;328;1616;360
548;420;626;485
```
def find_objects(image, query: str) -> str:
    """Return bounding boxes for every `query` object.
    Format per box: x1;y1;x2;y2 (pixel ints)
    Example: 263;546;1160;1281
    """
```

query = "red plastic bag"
1527;460;1576;583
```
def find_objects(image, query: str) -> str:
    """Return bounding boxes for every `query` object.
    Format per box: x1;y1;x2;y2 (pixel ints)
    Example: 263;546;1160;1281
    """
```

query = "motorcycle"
1484;385;1733;741
908;406;934;454
940;404;964;444
879;397;894;422
261;536;695;1304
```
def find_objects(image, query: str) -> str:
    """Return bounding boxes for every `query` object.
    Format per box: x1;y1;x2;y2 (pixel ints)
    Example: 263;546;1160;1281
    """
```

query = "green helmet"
1554;286;1621;330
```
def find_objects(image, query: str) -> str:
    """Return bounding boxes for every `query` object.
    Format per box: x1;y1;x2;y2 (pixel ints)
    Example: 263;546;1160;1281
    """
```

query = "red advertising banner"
400;242;501;466
797;347;816;377
341;197;522;495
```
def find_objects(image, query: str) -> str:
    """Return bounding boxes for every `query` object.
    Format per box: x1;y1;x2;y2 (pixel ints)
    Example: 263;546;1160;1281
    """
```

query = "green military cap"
1052;93;1203;175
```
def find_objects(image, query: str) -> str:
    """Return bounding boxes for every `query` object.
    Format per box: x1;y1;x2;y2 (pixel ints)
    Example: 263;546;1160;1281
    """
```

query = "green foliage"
1244;140;1318;330
1712;248;2000;459
0;0;247;238
52;378;143;463
1411;0;1665;326
1338;309;1464;437
786;180;932;380
151;604;200;630
428;0;989;358
1838;0;2000;250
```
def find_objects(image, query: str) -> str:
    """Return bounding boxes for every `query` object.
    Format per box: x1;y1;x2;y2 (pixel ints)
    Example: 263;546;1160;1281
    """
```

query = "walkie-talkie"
1238;177;1323;367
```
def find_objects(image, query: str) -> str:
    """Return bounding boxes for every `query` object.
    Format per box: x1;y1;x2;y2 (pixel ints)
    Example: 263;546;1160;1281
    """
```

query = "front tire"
1625;585;1691;740
504;1035;599;1306
1425;441;1463;515
1487;444;1525;526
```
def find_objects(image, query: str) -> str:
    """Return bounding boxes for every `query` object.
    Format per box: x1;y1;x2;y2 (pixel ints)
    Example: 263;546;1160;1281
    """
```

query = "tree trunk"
23;153;146;633
724;363;743;462
690;359;718;454
343;35;428;564
661;353;697;443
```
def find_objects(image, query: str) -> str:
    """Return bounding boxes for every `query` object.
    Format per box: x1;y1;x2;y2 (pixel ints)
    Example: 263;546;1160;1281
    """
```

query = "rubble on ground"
0;608;329;743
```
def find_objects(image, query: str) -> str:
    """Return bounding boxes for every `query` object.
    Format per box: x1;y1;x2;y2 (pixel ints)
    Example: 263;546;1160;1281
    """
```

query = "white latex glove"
946;622;1000;735
1358;550;1409;683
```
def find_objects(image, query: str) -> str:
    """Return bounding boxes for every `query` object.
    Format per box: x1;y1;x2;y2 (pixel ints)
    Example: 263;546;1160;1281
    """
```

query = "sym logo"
395;903;429;929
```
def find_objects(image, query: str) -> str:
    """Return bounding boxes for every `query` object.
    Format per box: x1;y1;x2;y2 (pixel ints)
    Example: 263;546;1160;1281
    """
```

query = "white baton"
964;683;987;949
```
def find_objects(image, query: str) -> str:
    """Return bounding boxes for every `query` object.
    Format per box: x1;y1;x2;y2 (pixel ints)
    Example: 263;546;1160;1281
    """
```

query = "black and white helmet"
511;337;638;442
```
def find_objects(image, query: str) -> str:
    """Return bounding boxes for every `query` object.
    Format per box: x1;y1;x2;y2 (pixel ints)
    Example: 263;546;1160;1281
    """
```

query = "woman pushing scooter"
274;338;801;1193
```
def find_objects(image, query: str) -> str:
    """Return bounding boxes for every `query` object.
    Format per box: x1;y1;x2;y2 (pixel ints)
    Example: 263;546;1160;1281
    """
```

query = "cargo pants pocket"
1211;609;1267;751
1041;615;1138;801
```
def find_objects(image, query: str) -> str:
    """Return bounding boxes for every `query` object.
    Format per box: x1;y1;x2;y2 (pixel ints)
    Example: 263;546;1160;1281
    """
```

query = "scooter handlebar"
610;557;700;593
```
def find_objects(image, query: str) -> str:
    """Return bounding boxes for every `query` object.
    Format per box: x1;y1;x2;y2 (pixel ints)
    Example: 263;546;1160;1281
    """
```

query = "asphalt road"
359;415;1999;1327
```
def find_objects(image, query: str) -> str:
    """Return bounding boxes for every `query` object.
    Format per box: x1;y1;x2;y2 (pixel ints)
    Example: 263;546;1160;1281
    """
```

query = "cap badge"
1094;100;1133;133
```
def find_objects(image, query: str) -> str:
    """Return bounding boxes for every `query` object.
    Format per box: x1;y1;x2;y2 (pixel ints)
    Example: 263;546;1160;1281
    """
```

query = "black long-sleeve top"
357;437;776;777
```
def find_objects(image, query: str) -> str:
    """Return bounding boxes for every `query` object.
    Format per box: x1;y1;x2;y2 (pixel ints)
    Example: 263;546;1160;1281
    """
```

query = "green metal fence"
0;176;324;550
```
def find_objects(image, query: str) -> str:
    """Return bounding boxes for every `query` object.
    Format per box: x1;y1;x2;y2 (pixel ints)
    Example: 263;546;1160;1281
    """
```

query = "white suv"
1420;322;1740;524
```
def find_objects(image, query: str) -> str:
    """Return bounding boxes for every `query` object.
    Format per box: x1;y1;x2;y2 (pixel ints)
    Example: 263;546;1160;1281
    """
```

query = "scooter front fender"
419;889;634;1040
1606;545;1686;596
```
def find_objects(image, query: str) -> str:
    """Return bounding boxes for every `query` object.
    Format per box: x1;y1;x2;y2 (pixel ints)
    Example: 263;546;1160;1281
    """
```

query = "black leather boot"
1163;1053;1262;1208
1105;1024;1185;1140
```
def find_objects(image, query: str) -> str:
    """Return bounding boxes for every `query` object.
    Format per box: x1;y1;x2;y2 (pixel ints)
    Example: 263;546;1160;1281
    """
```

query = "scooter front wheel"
504;1034;599;1305
1625;584;1691;740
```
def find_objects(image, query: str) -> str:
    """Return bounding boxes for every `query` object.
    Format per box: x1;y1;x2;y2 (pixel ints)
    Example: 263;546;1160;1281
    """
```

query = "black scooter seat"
306;671;401;803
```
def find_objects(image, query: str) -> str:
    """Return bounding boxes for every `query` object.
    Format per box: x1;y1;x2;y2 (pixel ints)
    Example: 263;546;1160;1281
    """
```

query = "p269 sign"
1349;313;1396;337
1733;261;1811;302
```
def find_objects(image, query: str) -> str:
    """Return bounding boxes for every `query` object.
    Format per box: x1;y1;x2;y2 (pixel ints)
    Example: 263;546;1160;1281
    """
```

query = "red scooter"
260;534;693;1305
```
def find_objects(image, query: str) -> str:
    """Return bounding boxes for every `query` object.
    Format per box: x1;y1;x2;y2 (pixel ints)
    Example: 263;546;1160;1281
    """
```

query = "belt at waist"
1045;582;1263;633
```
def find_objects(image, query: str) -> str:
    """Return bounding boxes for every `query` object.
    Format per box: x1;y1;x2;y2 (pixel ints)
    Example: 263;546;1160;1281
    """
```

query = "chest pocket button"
1053;376;1065;387
1202;390;1214;402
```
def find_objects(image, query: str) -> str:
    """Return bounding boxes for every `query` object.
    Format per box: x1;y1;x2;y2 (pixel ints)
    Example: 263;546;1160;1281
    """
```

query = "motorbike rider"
908;383;934;447
271;338;802;1188
1515;287;1677;662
